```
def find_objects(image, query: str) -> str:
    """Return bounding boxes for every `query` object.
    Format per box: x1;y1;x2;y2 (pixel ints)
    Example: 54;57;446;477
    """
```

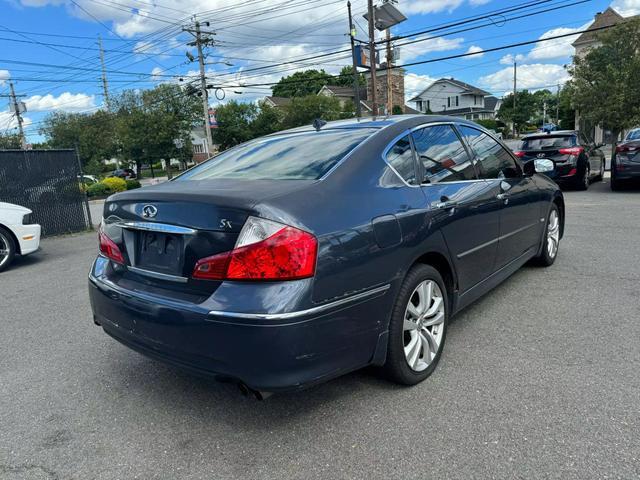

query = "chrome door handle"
496;193;509;200
435;200;458;209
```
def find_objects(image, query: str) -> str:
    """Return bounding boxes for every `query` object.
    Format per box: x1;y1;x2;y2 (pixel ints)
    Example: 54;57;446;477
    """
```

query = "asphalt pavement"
1;179;639;480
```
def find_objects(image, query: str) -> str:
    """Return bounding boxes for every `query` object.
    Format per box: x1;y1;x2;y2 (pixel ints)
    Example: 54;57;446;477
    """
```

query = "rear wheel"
577;164;590;190
0;226;16;273
610;167;621;191
383;265;448;385
534;204;560;267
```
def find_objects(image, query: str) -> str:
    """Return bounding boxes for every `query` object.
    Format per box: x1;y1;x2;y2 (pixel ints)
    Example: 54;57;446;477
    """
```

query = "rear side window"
177;129;376;181
411;125;475;183
626;129;640;140
521;135;576;150
458;126;520;180
385;135;417;185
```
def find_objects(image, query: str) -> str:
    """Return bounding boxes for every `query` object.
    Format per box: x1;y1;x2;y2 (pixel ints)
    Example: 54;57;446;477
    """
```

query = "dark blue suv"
89;116;564;396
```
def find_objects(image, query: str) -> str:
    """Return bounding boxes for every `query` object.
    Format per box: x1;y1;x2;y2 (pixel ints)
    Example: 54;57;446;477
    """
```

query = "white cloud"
0;69;9;86
499;53;525;65
400;36;465;63
464;45;484;59
403;0;464;14
0;111;32;130
469;0;491;5
25;92;96;112
405;72;437;103
611;0;640;16
527;25;587;61
479;63;570;93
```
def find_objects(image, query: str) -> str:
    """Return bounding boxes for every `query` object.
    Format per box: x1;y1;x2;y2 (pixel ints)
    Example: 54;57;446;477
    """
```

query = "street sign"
354;44;379;68
364;3;407;31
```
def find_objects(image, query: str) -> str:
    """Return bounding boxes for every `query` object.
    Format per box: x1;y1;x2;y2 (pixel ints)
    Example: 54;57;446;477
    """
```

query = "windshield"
625;129;640;141
177;129;377;181
521;135;576;150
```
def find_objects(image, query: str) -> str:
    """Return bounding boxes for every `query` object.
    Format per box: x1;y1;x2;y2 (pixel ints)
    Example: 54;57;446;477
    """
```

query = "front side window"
412;125;476;183
386;135;417;185
458;126;520;180
177;129;376;181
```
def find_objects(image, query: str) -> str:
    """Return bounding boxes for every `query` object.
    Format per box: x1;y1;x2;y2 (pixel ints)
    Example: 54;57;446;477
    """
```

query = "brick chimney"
364;68;406;113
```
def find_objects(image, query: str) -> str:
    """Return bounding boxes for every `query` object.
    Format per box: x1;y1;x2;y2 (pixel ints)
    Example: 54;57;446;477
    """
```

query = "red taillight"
616;144;638;153
193;217;317;281
558;147;584;156
98;230;124;264
513;150;526;158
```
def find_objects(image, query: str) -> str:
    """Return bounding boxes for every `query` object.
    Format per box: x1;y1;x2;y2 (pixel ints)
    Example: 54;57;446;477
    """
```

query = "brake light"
98;230;124;264
513;150;526;158
193;216;317;281
558;147;584;156
616;144;637;153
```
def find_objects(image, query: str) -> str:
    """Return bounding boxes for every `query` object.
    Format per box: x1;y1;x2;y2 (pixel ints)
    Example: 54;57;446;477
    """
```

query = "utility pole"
513;61;517;136
3;82;26;149
347;1;362;118
366;0;378;116
385;28;392;114
543;100;547;125
97;35;110;109
555;83;560;125
184;18;215;155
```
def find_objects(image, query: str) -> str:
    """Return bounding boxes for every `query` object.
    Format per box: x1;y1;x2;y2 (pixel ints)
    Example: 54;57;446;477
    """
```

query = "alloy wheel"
403;280;445;372
547;209;560;259
0;231;10;269
583;166;590;188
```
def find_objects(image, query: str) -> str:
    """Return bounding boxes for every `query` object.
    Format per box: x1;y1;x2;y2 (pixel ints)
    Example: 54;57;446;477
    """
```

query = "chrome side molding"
208;284;391;321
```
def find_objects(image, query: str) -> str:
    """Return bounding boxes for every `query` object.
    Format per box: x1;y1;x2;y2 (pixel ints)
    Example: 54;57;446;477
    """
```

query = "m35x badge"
142;204;158;218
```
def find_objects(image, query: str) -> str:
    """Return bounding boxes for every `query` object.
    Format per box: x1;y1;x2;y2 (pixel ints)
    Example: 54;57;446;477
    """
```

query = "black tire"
610;169;622;191
595;160;605;182
576;164;590;190
0;226;17;273
534;204;560;267
383;264;448;385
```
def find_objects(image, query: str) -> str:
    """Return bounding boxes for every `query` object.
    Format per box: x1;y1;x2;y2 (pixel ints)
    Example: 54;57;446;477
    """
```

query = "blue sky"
1;0;637;142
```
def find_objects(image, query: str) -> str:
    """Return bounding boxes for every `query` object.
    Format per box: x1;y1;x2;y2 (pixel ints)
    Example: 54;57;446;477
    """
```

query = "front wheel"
534;204;560;267
383;265;448;385
0;226;16;273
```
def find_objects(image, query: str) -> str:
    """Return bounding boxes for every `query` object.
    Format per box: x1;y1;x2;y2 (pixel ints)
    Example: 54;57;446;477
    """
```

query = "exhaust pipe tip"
237;382;272;400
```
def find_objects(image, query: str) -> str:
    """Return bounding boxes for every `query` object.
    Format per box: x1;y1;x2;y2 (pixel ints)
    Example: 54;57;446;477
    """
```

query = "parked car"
488;129;503;140
540;123;557;133
89;116;564;397
0;202;41;272
109;168;136;180
611;127;640;190
514;130;605;190
78;174;98;185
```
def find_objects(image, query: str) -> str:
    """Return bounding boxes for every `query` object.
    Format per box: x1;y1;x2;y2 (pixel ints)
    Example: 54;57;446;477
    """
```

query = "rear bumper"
88;259;392;392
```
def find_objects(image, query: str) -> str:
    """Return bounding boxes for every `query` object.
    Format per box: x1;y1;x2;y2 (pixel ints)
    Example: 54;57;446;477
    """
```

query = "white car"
0;202;41;272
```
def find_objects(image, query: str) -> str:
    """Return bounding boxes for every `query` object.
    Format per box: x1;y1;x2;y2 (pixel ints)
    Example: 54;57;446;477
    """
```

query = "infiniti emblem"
142;204;158;219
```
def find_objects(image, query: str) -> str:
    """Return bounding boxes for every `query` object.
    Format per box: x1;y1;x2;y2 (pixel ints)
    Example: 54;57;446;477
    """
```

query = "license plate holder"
136;231;183;274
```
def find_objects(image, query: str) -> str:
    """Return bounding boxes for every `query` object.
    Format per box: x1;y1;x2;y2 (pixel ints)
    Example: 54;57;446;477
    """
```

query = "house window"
193;144;204;154
447;97;451;108
455;96;459;107
427;100;430;111
474;96;477;105
416;100;423;111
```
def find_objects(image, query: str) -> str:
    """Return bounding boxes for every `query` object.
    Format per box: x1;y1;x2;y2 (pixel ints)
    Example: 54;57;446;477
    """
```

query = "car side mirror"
534;159;554;173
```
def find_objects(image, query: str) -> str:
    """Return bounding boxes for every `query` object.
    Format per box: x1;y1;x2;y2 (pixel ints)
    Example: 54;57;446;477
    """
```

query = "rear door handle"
436;200;458;209
496;193;509;200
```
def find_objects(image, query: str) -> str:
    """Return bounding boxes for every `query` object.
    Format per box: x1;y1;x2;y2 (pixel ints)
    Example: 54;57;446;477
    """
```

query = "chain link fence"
0;149;92;237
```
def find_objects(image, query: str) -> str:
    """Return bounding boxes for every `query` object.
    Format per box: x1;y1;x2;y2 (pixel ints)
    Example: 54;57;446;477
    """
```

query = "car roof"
266;114;489;136
523;130;577;139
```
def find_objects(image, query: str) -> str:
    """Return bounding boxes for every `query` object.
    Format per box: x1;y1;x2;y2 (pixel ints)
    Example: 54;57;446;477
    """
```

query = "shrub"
102;177;127;192
392;105;404;115
86;182;110;197
476;119;498;130
125;179;141;190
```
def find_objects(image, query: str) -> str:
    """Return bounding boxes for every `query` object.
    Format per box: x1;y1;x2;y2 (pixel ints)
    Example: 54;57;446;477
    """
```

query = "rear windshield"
177;129;376;181
521;135;576;150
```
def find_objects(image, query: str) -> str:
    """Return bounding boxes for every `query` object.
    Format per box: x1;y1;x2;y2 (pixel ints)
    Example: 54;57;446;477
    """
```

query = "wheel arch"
410;250;457;312
0;222;21;254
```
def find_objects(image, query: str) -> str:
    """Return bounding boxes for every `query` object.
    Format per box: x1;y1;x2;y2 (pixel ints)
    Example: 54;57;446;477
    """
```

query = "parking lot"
1;180;639;480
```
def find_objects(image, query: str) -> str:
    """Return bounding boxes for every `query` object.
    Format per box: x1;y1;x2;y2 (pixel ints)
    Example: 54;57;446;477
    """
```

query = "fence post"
75;145;94;230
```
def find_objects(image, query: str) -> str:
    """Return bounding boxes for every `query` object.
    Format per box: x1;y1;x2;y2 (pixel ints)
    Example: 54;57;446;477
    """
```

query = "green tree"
40;110;117;167
111;84;200;176
334;66;366;88
271;69;332;97
0;132;22;149
557;86;575;130
212;101;259;150
251;103;283;138
280;95;347;129
498;90;537;132
568;18;640;155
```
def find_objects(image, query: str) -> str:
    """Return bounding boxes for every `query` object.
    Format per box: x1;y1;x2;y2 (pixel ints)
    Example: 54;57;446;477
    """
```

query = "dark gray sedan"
611;127;640;190
89;115;564;397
